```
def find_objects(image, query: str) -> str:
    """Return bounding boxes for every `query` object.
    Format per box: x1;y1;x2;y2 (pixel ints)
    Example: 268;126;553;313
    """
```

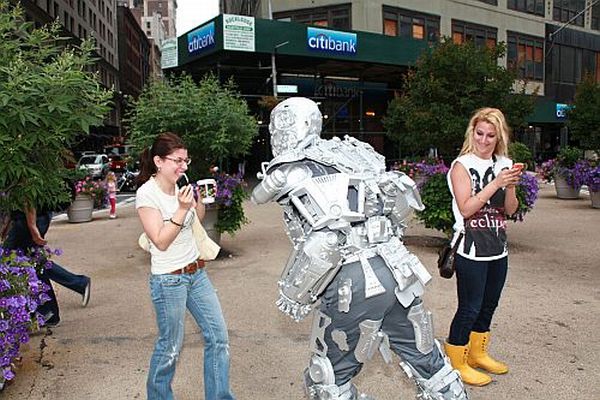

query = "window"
274;4;351;30
507;0;544;17
452;20;497;49
477;0;497;4
553;0;585;26
551;44;583;84
507;32;544;80
593;2;600;31
383;7;440;42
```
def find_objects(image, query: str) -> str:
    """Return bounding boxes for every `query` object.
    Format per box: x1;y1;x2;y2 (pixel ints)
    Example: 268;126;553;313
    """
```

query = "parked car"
77;154;110;178
108;154;127;172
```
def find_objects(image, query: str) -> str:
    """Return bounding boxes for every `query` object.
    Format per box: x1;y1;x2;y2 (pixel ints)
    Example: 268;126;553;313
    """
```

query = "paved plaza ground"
2;184;599;399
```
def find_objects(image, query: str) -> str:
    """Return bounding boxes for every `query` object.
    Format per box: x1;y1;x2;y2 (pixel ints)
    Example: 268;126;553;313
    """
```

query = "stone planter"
554;175;581;199
590;190;600;209
203;203;221;244
67;194;94;223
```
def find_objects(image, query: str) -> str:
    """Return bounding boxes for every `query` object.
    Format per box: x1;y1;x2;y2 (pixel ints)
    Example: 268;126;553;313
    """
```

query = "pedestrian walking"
135;132;235;400
444;107;523;386
3;206;91;328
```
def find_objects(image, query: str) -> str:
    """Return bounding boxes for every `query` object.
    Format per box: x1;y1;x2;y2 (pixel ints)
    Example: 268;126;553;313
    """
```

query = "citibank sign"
187;22;215;55
307;27;357;55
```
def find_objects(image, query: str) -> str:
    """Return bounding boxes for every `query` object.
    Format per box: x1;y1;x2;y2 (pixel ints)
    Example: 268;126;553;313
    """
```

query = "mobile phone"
176;173;189;190
513;162;526;171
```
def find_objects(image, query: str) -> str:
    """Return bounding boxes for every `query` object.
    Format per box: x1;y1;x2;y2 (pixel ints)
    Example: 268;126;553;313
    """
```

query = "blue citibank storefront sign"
307;27;357;56
187;22;216;55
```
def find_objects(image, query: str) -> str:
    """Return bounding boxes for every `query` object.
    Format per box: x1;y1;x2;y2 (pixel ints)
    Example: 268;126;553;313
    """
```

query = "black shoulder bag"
437;231;464;279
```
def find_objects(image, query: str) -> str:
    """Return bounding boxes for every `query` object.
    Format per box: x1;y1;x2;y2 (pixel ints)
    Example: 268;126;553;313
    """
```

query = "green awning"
528;97;568;124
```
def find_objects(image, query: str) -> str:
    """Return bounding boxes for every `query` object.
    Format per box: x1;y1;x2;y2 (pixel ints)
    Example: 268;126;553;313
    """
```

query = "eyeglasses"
163;156;192;166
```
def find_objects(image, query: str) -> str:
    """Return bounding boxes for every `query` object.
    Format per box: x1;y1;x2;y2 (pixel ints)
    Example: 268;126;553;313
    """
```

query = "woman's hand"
177;185;195;210
494;167;522;188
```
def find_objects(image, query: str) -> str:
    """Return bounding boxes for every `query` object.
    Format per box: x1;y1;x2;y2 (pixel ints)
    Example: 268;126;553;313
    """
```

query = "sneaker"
109;214;116;219
45;319;61;328
82;278;91;307
43;312;61;328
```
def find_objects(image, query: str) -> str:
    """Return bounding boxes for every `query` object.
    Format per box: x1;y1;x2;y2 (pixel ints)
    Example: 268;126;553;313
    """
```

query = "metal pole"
272;52;278;97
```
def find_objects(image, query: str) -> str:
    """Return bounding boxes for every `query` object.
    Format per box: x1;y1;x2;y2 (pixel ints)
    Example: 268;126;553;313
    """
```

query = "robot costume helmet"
269;97;322;157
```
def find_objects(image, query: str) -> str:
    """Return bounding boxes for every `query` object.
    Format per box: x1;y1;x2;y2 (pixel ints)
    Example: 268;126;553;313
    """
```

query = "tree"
568;74;600;153
0;1;112;217
127;74;258;177
383;39;534;158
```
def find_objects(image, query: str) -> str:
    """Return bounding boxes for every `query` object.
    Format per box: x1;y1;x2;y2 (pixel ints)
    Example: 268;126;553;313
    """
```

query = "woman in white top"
443;108;523;387
135;132;235;400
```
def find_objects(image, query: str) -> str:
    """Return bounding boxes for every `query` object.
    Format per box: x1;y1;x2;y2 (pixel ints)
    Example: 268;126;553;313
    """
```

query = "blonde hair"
106;171;116;182
459;107;511;157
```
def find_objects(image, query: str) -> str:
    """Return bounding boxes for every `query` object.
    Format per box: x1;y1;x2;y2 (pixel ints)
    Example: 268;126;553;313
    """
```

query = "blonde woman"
444;108;523;386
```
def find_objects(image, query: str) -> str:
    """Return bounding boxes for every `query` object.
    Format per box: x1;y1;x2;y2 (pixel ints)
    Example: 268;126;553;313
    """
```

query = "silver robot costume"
252;97;467;400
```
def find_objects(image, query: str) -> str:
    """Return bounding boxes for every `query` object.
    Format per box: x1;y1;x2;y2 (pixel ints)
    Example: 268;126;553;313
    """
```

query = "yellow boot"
444;342;492;386
468;331;509;374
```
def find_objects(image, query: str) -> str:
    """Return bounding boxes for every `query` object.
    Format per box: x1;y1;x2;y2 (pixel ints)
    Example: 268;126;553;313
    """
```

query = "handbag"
437;231;464;279
138;210;221;261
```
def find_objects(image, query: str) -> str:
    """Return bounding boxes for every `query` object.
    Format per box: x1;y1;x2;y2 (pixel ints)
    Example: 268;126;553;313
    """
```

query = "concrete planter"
590;190;600;209
67;194;94;223
203;203;221;244
554;175;581;199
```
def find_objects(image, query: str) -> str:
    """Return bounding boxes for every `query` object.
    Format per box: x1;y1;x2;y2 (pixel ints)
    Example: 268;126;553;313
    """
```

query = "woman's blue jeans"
147;268;235;400
448;255;508;346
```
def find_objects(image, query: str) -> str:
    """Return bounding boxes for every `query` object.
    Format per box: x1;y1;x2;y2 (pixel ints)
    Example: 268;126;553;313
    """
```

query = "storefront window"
553;0;585;26
507;32;544;81
382;6;440;42
452;20;497;49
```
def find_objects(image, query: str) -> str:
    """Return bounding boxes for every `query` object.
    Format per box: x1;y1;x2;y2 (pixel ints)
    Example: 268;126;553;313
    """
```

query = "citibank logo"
307;27;357;55
187;22;215;55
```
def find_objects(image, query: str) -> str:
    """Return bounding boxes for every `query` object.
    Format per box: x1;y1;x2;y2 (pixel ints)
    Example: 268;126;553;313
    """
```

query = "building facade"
117;5;151;100
222;0;600;161
15;0;122;146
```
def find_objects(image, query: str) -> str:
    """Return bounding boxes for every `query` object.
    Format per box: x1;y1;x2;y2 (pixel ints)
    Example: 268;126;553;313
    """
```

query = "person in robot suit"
251;97;468;400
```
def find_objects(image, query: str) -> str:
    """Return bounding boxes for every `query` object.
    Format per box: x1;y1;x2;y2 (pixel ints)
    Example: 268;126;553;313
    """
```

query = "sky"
176;0;219;35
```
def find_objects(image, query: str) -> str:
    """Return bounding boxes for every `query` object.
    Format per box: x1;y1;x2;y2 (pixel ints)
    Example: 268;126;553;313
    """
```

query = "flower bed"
0;246;54;385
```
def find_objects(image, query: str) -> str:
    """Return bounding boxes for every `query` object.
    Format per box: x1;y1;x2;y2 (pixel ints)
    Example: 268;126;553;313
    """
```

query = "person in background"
105;171;117;219
135;132;235;400
444;107;522;386
3;206;91;328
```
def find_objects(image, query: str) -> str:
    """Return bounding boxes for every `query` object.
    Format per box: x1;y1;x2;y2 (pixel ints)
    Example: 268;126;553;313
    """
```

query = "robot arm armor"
277;230;343;321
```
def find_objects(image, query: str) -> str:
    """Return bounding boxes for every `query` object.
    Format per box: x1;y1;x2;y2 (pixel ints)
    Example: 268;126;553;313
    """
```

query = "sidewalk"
2;184;599;399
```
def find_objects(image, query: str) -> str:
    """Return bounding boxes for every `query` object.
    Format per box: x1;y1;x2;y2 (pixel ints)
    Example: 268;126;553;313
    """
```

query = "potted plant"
584;162;600;208
67;177;107;223
202;168;249;243
0;246;55;389
539;146;587;199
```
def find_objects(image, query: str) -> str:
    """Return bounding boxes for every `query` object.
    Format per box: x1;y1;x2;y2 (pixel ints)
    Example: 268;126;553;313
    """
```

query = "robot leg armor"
399;342;469;400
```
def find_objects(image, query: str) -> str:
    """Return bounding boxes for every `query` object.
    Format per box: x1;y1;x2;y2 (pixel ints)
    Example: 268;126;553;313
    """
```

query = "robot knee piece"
407;302;435;354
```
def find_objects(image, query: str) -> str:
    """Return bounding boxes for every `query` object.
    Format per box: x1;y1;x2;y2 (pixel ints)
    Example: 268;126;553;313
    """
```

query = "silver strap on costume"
359;254;386;299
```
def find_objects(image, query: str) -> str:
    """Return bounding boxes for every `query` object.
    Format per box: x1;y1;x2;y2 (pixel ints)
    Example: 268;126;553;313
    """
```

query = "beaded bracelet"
169;218;183;227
